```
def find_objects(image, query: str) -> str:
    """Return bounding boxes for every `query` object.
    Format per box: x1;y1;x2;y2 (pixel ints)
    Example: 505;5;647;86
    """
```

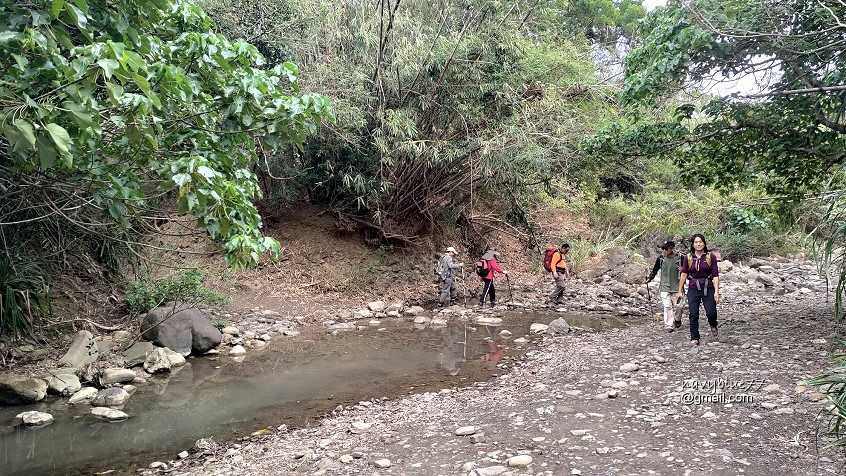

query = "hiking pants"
548;273;567;302
687;286;717;340
439;277;457;305
660;291;686;329
479;278;496;305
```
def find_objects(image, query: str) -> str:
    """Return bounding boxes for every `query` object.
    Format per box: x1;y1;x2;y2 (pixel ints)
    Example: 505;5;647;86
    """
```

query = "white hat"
445;246;457;254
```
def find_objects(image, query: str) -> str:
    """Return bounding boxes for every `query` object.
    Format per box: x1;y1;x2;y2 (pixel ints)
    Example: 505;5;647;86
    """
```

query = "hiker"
644;240;684;333
675;233;720;347
437;246;464;308
546;243;571;304
477;246;508;308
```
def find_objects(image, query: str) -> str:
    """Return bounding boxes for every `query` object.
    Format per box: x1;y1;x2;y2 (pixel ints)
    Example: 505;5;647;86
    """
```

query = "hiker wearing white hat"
436;246;463;308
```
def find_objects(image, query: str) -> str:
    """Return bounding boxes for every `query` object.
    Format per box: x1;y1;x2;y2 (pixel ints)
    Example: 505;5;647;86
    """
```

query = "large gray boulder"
141;303;222;355
578;247;644;284
0;373;48;405
57;330;100;368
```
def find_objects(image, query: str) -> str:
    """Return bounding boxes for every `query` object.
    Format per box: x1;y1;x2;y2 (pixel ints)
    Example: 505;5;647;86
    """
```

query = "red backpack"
543;249;557;272
475;258;490;277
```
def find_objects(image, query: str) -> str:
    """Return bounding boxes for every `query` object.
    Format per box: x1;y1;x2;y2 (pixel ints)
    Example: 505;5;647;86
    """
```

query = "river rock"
374;459;391;468
506;455;533;467
92;387;130;407
57;330;99;368
144;347;172;373
91;407;129;421
141;303;222;356
221;326;240;336
164;347;187;367
385;302;404;313
16;411;53;427
122;341;155;368
230;345;247;355
47;372;81;395
0;373;47;405
69;387;99;404
548;317;571;334
455;426;477;435
620;363;640;372
367;301;387;312
101;368;137;385
530;323;549;333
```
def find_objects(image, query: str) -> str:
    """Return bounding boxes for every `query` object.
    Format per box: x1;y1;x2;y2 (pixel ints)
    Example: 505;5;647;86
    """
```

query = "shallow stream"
0;312;625;475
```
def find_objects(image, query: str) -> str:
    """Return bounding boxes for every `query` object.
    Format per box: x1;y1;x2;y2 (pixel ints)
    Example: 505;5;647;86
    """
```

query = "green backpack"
433;255;446;283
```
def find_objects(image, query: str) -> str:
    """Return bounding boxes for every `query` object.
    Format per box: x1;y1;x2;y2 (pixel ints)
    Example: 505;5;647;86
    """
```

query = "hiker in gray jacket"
437;246;464;308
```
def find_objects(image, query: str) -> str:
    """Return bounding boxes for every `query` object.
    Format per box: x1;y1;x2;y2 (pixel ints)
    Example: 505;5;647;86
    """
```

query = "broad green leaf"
172;173;191;186
13;119;36;148
105;81;124;103
66;4;87;29
45;123;71;156
0;32;23;43
96;59;120;78
197;166;216;179
36;135;57;168
51;0;65;17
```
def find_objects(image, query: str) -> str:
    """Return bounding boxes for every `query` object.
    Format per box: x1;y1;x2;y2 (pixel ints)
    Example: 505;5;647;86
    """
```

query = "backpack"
475;259;489;277
543;249;557;272
433;255;446;283
686;252;712;269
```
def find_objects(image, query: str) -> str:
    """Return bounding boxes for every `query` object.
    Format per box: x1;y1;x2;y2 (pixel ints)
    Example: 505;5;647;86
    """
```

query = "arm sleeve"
680;255;689;274
490;258;504;273
648;257;661;281
710;255;719;277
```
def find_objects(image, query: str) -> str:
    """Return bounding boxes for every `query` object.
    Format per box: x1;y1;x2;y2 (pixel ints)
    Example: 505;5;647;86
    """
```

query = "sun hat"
446;246;457;254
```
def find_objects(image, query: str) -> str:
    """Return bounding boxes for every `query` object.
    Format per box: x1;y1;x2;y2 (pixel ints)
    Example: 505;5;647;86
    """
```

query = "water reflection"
0;311;624;475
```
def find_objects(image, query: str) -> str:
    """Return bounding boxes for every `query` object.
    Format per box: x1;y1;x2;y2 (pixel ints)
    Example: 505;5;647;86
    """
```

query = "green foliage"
0;0;329;271
125;269;232;316
0;255;50;339
588;0;846;199
205;0;625;239
806;351;846;447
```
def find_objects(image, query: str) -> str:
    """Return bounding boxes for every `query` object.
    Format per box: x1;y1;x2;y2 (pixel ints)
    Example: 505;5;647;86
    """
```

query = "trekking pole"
461;266;468;307
646;281;658;322
505;273;513;302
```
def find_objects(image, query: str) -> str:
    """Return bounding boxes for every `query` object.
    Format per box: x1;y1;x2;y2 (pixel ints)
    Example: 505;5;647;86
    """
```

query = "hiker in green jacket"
644;240;684;333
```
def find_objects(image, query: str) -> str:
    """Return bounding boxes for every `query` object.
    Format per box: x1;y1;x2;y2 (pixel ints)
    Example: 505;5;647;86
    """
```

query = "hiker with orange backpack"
476;246;508;308
675;234;720;347
544;243;571;305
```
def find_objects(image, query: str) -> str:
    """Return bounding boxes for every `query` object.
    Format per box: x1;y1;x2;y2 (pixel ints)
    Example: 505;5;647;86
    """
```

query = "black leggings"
479;279;496;304
687;286;717;340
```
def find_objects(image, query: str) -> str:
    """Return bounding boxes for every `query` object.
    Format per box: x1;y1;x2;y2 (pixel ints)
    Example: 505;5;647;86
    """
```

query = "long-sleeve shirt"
479;256;504;280
648;254;681;293
439;254;460;279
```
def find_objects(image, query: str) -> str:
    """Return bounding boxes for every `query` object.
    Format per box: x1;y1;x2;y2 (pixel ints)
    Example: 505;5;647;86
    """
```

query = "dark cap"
658;240;676;249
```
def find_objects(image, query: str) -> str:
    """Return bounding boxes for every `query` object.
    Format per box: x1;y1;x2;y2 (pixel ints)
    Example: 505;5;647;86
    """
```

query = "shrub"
125;269;232;316
0;255;50;339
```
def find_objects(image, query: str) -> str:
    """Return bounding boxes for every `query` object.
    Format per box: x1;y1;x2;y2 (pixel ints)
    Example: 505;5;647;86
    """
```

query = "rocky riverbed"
135;256;844;476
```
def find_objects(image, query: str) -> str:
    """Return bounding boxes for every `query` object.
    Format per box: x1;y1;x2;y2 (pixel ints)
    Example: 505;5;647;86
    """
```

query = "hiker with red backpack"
476;246;508;308
675;234;720;347
544;243;571;305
